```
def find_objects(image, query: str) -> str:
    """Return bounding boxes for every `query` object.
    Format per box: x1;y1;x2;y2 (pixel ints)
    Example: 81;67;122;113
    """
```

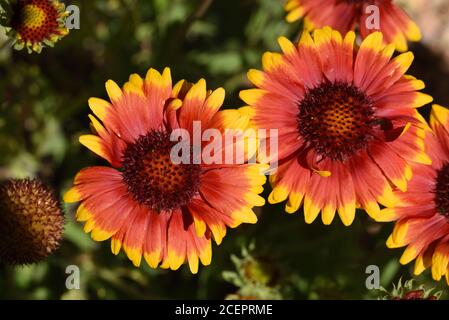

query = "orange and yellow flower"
240;27;432;226
284;0;421;52
377;105;449;286
1;0;69;53
64;67;267;274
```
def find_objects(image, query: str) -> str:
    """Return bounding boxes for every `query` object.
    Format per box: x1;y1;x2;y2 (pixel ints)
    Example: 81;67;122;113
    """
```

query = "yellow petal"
168;98;183;110
88;114;105;134
205;88;225;111
321;204;336;225
338;202;356;227
413;93;433;108
386;234;403;248
432;250;449;281
299;31;315;48
278;36;296;55
239;89;265;106
377;186;400;207
344;31;356;48
247;69;265;87
105;80;122;102
79;135;108;161
128;73;143;88
304;196;320;224
312;168;332;177
406;21;422;42
431;104;449;127
285;192;304;214
193;216;206;237
393;52;414;75
124;246;142;267
414;254;427;276
404;75;425;90
286;7;304;22
172;79;186;98
88;97;110;121
188;253;199;274
381;44;395;59
399;246;418;265
313;27;332;47
198;243;212;266
210;223;227;245
144;250;161;269
111;238;122;255
392;33;408;52
284;0;298;11
123;82;144;96
364;201;381;221
83;219;95;233
145;68;162;84
185;78;207;103
167;250;184;271
360;32;384;53
245;192;265;207
268;186;289;204
392;221;409;245
375;208;398;222
261;52;283;72
75;204;91;222
63;187;81;203
91;227;113;242
233;207;258;224
161;67;172;88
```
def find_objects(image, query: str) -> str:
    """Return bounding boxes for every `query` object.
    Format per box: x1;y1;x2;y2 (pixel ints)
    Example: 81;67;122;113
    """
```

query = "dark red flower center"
435;163;449;218
121;130;202;213
0;179;64;265
10;0;60;43
298;81;376;162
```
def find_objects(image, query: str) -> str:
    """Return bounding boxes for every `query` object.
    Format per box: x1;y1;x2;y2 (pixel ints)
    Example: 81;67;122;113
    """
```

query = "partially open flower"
0;179;64;265
0;0;69;53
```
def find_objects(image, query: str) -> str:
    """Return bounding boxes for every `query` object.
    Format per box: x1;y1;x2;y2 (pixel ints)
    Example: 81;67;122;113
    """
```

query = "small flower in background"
240;27;432;226
377;105;449;286
0;0;69;53
223;243;282;300
0;179;64;265
64;67;267;274
284;0;421;52
379;279;441;300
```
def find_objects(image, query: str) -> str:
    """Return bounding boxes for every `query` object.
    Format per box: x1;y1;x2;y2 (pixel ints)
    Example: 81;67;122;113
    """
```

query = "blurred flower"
379;279;441;300
0;0;69;53
284;0;421;52
0;178;64;265
223;244;282;300
240;27;432;226
64;67;267;274
377;104;449;286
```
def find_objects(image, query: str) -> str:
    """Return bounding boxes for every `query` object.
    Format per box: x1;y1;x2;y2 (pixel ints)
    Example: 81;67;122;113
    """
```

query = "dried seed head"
0;179;64;265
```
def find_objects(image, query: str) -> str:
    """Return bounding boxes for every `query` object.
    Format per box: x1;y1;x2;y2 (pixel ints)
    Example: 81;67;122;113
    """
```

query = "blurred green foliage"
0;0;448;300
